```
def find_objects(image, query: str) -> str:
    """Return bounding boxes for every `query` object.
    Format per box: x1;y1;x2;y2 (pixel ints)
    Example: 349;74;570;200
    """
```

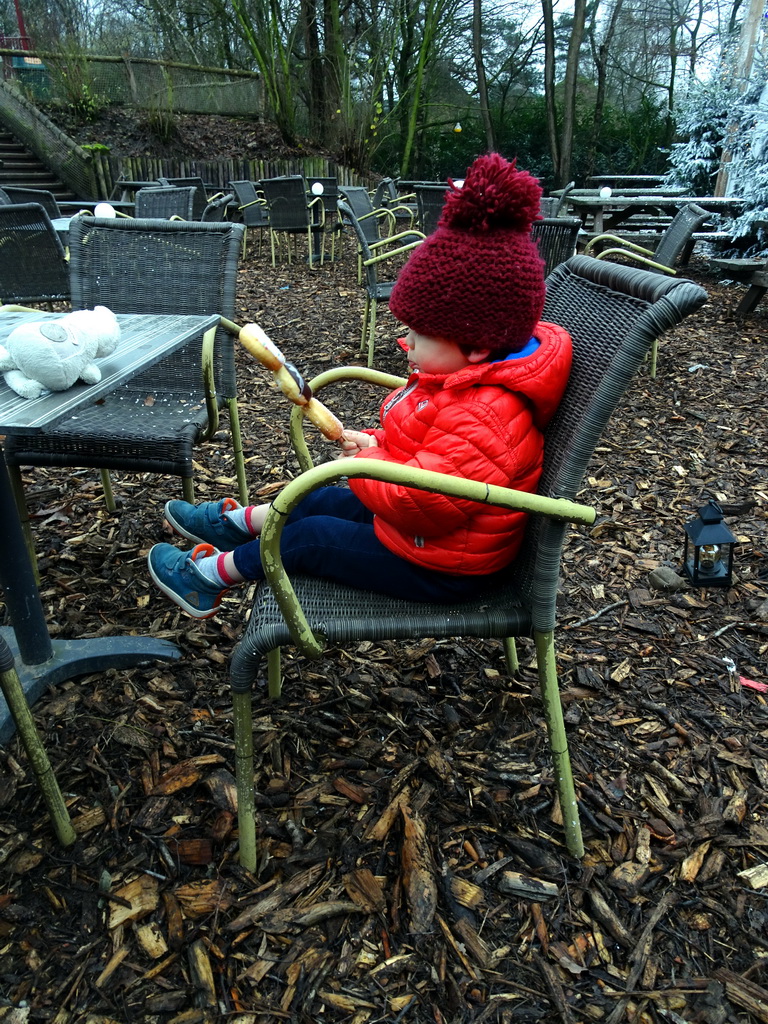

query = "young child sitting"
148;152;573;619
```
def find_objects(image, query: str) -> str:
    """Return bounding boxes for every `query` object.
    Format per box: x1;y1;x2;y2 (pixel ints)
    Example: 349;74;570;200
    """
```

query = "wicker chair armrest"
259;459;596;660
289;366;407;471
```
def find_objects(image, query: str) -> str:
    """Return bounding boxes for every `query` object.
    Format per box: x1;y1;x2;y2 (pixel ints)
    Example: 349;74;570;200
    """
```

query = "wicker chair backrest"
0;202;70;303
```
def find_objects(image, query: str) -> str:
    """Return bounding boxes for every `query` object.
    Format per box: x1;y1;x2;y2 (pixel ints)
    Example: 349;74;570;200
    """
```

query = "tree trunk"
473;0;495;151
557;0;588;186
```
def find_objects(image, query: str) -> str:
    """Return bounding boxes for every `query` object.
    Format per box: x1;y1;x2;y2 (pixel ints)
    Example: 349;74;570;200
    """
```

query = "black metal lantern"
682;500;737;587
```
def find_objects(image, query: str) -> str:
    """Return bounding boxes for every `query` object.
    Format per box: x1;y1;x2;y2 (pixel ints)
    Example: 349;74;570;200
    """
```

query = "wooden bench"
710;257;768;315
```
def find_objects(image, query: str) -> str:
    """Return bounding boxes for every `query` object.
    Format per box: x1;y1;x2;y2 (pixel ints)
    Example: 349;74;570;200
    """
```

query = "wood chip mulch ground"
1;237;767;1024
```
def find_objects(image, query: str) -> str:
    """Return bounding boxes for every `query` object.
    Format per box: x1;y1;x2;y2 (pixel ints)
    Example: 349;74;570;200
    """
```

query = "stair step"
0;123;78;200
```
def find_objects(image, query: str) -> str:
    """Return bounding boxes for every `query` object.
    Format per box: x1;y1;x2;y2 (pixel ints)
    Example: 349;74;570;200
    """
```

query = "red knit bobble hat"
389;153;545;353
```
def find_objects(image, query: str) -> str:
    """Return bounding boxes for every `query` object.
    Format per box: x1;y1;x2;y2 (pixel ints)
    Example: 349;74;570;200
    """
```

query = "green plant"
46;47;105;123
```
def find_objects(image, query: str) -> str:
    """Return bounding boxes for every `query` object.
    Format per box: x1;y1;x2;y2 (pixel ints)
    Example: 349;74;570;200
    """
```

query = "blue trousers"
231;486;510;603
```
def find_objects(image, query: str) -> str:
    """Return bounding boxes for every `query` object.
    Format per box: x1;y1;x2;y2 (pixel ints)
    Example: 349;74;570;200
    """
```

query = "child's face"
405;329;474;374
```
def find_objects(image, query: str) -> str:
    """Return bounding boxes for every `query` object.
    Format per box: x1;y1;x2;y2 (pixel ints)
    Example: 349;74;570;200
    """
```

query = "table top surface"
0;310;219;434
556;187;689;198
568;194;744;208
587;175;667;184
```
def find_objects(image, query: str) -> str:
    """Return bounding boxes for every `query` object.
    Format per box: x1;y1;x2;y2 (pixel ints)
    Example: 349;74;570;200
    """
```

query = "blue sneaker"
164;497;253;548
148;542;226;619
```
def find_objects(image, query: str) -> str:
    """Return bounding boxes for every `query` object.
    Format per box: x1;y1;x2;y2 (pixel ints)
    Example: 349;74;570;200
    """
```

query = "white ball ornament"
94;202;117;218
310;182;324;196
599;186;612;199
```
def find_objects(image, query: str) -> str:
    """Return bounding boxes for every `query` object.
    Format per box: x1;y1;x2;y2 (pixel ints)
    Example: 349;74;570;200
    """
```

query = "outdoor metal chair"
222;254;707;872
337;198;425;366
259;175;326;268
0;203;70;306
371;177;417;229
229;179;270;258
414;183;449;234
338;185;397;255
3;217;247;553
157;176;233;221
532;216;583;275
583;202;710;274
0;187;62;218
134;185;197;220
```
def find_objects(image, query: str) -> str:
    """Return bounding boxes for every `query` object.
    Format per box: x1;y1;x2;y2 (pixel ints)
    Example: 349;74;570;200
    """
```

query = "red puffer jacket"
348;321;572;574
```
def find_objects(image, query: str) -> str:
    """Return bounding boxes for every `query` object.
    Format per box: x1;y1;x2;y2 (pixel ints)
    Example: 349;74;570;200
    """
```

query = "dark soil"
41;106;330;162
1;239;768;1024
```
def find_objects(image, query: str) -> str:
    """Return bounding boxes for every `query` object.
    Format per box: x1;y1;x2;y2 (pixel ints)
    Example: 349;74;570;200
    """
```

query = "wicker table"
0;308;220;742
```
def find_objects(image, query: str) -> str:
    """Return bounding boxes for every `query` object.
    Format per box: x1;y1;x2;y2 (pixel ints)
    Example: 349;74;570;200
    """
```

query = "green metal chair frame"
224;255;707;872
337;199;425;366
3;217;247;558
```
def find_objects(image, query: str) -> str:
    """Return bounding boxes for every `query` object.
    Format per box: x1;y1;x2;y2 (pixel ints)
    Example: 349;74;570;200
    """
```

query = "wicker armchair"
0;203;70;306
134;185;197;220
259;176;325;268
337;185;396;249
583;202;710;274
0;187;62;218
3;217;247;549
337;199;425;366
414;183;449;234
156;177;233;221
229;179;270;258
532;217;583;276
221;255;707;871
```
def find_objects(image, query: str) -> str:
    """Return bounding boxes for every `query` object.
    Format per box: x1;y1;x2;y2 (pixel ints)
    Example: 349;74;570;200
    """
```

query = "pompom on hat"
389;153;545;353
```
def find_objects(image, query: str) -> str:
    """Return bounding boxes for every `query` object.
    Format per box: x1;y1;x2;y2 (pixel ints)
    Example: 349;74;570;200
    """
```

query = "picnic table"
568;194;744;235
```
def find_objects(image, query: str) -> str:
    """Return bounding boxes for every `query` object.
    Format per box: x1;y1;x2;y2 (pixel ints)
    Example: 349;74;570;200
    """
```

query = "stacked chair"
0;187;62;218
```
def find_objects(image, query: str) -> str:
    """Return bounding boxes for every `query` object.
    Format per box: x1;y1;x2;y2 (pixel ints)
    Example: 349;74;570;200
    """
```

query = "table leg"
0;451;180;743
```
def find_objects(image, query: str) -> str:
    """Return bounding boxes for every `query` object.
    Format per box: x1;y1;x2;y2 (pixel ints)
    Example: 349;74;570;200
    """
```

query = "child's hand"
337;429;379;458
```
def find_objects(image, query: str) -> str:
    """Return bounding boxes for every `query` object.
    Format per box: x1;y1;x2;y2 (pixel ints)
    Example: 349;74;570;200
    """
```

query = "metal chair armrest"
593;249;677;274
288;366;407;471
584;233;654;257
259;459;596;660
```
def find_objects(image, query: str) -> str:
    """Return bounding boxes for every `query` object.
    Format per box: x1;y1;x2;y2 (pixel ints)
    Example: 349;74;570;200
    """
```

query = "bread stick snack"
238;323;345;440
303;398;344;441
239;323;285;372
